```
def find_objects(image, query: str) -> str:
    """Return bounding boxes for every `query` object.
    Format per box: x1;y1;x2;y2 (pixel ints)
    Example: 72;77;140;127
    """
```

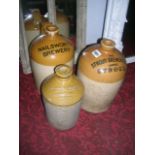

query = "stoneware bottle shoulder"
42;65;84;106
78;40;127;83
30;27;74;66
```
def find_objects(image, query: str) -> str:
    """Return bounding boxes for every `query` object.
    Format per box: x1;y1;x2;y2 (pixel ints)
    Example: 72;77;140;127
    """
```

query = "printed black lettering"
37;42;68;52
113;67;119;72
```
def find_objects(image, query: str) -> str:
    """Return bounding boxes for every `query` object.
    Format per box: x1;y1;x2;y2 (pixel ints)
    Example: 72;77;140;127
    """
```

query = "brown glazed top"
42;64;84;106
78;39;127;83
30;25;74;66
25;9;47;31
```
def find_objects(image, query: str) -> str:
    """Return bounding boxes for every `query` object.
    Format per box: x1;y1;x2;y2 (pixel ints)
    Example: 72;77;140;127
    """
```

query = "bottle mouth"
45;25;59;35
55;64;73;78
101;39;115;49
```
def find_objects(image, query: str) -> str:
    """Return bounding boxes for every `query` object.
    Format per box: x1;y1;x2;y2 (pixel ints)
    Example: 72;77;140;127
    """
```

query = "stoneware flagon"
24;9;47;47
78;39;127;113
41;64;84;130
30;24;74;91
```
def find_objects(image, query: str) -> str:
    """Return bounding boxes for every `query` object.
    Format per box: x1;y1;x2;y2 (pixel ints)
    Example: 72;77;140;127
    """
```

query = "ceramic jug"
78;39;127;113
30;24;74;91
24;9;47;47
41;64;84;130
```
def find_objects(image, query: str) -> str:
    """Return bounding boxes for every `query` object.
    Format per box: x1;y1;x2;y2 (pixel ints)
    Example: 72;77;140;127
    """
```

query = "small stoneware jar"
41;64;84;130
24;9;47;47
30;25;74;91
78;39;127;113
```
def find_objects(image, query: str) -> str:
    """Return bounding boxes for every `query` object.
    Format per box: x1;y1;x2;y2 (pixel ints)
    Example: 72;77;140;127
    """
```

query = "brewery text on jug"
78;39;127;113
30;24;74;91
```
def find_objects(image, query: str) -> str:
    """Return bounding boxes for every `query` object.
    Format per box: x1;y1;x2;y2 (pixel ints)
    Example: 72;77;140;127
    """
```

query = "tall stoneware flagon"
30;24;74;91
41;64;84;130
78;39;127;113
24;9;47;47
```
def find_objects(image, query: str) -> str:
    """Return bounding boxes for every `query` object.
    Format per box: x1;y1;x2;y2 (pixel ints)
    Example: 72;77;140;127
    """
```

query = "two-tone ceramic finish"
78;39;127;113
24;9;47;47
42;64;84;130
30;24;74;91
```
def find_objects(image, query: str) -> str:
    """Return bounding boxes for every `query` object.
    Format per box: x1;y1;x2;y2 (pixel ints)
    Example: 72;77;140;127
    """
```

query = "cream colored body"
25;30;40;47
31;59;73;91
43;98;81;130
78;71;123;113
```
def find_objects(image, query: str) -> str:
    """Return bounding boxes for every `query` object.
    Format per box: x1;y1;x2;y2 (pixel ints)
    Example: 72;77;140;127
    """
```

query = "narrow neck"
54;64;73;78
32;10;42;25
101;39;115;50
55;75;73;82
45;25;59;36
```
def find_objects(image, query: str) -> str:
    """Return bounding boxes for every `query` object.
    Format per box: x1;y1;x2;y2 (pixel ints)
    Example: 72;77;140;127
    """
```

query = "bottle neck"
45;25;59;36
101;39;115;50
32;9;42;26
54;64;73;79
